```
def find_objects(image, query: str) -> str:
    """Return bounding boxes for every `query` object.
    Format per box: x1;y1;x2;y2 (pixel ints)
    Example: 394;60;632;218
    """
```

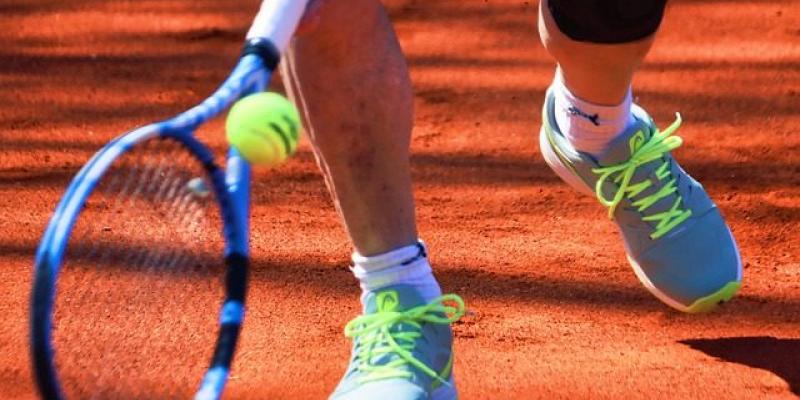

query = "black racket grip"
242;38;281;72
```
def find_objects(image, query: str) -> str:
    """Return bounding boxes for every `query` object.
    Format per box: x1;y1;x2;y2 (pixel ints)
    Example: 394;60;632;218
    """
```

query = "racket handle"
246;0;310;55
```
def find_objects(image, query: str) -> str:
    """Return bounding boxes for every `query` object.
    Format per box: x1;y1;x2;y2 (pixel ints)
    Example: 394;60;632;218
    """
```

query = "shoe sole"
627;254;741;313
539;127;743;313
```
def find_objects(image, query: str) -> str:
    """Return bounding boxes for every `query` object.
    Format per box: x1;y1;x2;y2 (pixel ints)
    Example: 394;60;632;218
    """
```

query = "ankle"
351;241;442;305
552;70;636;156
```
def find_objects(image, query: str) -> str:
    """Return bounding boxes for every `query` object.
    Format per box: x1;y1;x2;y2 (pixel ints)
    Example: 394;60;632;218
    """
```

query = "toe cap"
633;208;742;308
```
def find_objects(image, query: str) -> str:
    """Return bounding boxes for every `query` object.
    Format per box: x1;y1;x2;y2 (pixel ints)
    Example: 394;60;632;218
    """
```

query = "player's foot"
330;285;465;400
539;89;742;313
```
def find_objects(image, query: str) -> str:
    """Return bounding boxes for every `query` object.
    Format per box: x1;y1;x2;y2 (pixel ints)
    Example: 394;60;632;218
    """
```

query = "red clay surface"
2;0;799;399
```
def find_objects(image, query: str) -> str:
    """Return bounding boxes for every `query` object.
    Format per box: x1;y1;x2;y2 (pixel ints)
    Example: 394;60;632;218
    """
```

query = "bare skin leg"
538;0;657;105
281;0;416;256
283;0;658;255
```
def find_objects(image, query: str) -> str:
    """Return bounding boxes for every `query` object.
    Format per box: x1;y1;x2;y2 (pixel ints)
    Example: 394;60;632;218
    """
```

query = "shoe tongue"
364;285;424;314
361;286;427;367
594;119;652;166
593;117;682;219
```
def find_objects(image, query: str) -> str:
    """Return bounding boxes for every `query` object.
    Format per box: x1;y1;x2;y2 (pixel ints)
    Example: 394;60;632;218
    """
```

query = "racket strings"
54;137;225;399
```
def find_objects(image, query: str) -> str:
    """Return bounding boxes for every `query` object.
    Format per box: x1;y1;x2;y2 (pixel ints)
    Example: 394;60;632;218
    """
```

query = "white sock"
552;69;636;156
351;241;442;306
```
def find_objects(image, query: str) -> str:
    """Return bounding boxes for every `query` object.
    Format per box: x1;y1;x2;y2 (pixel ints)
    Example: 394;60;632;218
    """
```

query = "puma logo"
567;106;600;126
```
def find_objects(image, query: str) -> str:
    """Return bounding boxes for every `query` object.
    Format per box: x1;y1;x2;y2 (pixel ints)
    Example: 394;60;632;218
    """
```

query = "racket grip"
246;0;310;55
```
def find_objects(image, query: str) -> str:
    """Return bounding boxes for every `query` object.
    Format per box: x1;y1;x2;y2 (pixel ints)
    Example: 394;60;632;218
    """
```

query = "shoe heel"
539;127;594;197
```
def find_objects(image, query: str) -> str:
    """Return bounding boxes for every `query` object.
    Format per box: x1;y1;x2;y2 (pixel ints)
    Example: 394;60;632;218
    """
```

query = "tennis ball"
225;92;301;167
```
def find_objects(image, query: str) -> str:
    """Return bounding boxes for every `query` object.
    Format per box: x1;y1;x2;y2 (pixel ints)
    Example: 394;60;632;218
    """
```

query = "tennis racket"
30;1;309;399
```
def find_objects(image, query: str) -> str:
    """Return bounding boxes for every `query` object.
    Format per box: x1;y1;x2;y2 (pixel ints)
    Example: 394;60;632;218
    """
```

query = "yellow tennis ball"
226;92;301;167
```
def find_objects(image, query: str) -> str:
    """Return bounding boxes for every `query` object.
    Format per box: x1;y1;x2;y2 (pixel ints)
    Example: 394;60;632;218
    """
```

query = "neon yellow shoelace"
592;114;692;239
344;294;465;385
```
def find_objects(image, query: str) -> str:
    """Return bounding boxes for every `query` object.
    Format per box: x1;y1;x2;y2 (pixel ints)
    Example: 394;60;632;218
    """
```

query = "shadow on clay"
680;336;800;396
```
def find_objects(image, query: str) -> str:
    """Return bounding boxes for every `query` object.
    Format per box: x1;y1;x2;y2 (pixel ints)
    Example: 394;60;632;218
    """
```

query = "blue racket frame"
31;44;278;400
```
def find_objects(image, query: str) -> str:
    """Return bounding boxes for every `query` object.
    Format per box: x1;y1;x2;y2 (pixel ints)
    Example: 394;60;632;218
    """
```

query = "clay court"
1;0;799;398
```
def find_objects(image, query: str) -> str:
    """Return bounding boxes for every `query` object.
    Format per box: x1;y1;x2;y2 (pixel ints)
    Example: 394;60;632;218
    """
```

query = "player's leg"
539;0;660;156
539;0;658;105
288;0;416;257
282;1;464;399
537;0;742;312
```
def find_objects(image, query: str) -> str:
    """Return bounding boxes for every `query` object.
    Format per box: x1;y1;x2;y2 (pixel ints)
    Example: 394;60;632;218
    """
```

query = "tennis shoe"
539;89;742;312
330;285;465;400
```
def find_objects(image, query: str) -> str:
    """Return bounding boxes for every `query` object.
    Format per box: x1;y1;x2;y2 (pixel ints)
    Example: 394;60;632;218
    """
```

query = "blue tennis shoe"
539;88;742;312
330;285;465;400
